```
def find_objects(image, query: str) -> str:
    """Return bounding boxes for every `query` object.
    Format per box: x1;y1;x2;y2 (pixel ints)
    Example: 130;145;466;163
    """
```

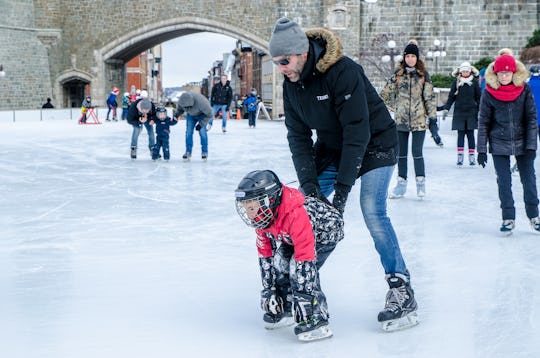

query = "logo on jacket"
316;94;329;101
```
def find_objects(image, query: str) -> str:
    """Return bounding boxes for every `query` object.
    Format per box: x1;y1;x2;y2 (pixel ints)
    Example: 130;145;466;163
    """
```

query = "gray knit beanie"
139;98;152;111
269;18;309;58
179;92;195;108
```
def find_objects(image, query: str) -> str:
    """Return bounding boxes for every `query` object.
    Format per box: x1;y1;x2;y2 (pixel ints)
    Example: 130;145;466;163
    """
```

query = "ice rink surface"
1;117;539;358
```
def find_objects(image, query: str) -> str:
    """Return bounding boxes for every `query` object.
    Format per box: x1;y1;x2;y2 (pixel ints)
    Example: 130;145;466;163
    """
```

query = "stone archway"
55;69;93;109
92;17;270;106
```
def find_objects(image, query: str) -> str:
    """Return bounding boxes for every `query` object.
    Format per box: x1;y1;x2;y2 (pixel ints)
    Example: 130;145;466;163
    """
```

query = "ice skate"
202;153;208;161
433;134;444;147
130;146;137;159
456;153;464;166
222;127;227;133
182;152;191;161
378;274;419;332
389;177;407;199
415;176;425;199
469;153;476;166
263;312;295;330
294;319;333;342
530;217;540;234
500;219;515;236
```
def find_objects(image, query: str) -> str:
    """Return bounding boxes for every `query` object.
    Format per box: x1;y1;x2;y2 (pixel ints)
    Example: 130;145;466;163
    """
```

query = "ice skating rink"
1;118;539;358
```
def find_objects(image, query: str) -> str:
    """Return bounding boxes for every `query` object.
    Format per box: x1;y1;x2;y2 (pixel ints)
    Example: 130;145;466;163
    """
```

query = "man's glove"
195;123;201;131
478;153;487;168
332;184;349;214
261;289;284;315
300;183;330;205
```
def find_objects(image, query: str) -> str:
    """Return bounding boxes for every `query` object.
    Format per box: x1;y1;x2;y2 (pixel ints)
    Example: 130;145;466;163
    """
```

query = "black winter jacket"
283;28;398;193
210;81;233;107
442;76;481;131
126;98;156;126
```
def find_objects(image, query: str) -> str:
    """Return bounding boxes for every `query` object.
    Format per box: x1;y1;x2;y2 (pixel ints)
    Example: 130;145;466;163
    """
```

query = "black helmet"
156;106;167;119
235;170;282;229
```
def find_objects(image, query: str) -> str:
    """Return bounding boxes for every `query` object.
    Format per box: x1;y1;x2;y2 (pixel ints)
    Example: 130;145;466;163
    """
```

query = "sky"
161;33;238;88
1;114;540;357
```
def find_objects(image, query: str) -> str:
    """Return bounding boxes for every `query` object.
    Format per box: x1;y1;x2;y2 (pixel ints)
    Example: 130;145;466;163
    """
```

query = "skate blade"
381;312;419;332
297;326;333;342
264;316;295;330
389;194;404;199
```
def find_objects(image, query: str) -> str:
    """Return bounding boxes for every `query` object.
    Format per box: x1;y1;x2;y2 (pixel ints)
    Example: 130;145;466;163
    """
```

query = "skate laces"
384;285;408;312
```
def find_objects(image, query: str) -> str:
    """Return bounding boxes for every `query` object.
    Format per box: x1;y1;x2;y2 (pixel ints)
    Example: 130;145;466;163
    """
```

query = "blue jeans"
212;104;228;128
492;153;539;220
131;122;155;149
318;165;409;278
185;113;208;154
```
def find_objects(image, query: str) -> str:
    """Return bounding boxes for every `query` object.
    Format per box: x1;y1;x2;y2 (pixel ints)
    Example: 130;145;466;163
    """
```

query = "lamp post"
426;39;447;74
0;64;5;77
381;40;402;79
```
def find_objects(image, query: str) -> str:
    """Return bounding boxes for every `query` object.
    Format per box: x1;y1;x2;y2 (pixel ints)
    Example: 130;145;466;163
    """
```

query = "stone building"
0;0;539;113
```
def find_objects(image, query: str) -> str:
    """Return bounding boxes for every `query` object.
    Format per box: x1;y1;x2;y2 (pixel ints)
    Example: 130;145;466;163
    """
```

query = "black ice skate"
378;274;419;332
263;311;295;330
500;219;515;236
130;146;137;159
182;152;191;161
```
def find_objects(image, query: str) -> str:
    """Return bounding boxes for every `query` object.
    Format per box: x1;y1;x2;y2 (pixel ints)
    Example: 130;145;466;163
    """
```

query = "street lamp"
0;64;5;77
426;39;447;74
381;40;402;77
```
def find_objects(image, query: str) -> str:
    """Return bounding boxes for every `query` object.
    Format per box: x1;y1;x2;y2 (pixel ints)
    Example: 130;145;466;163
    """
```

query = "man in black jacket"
268;18;418;333
126;98;155;159
210;74;233;133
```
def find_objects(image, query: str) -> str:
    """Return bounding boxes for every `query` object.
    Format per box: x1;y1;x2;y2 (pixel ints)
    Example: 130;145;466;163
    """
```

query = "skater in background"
210;74;233;133
121;92;130;121
380;39;439;199
268;18;418;332
126;97;156;159
151;106;177;161
438;62;481;166
242;87;260;128
80;95;92;123
175;91;213;161
42;97;54;109
106;87;119;121
477;52;540;235
235;170;343;341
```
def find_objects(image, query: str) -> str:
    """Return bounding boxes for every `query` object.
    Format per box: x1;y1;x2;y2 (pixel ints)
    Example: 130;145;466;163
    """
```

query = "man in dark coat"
268;17;418;333
126;98;156;159
210;74;233;132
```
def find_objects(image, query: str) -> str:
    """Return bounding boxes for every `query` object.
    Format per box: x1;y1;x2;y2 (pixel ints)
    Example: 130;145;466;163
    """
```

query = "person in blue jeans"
210;74;233;133
268;17;418;332
126;98;155;159
175;91;213;161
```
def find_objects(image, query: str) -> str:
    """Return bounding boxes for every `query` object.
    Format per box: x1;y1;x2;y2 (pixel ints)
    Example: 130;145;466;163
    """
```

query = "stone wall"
0;0;539;110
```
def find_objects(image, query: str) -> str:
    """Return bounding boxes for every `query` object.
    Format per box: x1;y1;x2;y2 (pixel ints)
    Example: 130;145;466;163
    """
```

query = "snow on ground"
1;117;539;358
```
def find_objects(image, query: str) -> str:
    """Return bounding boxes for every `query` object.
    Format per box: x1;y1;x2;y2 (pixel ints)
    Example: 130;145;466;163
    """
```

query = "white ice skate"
380;311;419;332
500;219;515;236
389;177;407;199
416;176;425;199
296;325;333;342
263;315;295;330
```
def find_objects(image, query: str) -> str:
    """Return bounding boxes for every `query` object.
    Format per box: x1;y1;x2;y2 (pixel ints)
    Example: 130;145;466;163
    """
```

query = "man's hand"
477;153;487;168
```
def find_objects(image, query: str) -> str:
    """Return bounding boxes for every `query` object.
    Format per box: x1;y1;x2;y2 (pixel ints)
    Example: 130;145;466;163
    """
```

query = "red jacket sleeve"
256;229;273;258
286;206;316;262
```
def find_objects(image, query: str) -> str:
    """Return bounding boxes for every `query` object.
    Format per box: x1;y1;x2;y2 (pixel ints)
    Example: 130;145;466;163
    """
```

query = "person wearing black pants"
477;52;540;235
396;131;426;180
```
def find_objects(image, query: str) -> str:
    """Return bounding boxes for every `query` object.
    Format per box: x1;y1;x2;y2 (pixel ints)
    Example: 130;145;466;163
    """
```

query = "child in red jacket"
235;170;343;342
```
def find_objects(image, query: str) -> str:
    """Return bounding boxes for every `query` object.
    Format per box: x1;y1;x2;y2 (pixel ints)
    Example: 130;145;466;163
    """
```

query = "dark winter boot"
378;273;418;331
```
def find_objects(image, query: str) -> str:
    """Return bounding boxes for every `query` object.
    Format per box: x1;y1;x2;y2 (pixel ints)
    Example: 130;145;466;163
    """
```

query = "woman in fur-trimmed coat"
477;52;540;234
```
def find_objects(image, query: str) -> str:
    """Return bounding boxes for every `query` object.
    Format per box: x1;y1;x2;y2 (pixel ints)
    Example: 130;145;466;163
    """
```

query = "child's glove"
261;289;284;315
195;123;202;131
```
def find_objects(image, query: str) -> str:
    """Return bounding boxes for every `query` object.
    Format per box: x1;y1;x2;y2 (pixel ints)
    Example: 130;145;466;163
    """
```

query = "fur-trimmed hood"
485;58;529;90
451;65;479;78
305;28;344;74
